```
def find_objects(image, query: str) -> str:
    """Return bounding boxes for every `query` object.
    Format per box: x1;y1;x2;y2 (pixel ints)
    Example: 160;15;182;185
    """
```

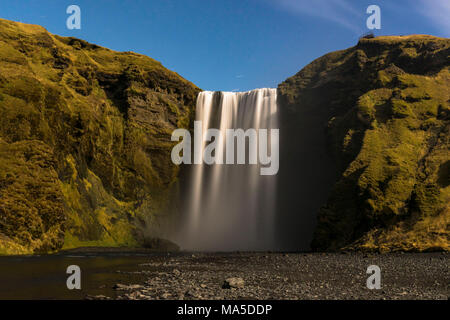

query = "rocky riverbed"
87;252;448;300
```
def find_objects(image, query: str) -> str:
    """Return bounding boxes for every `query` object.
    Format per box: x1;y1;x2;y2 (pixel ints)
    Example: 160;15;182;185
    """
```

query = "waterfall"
176;88;279;251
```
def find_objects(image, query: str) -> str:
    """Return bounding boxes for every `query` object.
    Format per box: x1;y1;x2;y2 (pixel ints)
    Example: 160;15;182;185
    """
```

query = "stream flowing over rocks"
86;252;448;300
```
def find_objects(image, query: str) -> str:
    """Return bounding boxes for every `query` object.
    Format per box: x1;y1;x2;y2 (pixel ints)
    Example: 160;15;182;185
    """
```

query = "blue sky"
0;0;448;91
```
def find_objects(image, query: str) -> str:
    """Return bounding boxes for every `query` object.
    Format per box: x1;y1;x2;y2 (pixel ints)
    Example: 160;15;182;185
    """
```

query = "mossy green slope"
0;19;200;254
279;35;449;252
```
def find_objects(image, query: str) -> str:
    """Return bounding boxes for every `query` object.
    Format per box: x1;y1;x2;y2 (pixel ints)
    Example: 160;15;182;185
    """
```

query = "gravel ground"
88;252;449;300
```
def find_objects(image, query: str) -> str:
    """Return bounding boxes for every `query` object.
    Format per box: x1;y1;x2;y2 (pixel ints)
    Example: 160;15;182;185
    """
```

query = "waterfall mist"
175;89;279;251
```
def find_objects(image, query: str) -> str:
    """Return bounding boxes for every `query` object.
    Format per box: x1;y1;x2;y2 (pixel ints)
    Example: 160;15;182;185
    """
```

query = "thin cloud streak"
267;0;364;34
417;0;450;36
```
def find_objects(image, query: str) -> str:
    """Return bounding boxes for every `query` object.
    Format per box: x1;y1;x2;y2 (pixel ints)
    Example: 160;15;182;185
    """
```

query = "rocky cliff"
279;35;449;252
1;19;448;254
0;19;200;254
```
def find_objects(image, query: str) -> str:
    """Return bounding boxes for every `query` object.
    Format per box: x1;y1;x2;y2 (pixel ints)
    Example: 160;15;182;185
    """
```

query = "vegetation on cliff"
0;19;200;254
279;35;449;252
1;18;448;255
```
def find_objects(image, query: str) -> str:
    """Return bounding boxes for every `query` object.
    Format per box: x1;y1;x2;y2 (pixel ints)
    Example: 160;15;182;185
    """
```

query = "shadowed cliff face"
276;90;338;251
278;35;450;252
0;19;200;254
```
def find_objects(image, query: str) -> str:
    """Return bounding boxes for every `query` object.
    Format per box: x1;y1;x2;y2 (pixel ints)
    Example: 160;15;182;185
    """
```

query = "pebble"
223;277;245;289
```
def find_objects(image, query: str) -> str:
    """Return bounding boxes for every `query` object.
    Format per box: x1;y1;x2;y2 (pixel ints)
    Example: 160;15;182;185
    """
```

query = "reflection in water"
0;252;168;299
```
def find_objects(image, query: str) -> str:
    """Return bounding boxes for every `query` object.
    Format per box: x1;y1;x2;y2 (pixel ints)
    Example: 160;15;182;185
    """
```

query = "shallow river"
0;250;168;299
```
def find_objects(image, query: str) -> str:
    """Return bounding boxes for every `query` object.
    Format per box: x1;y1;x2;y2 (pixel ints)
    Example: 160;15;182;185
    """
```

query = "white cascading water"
177;88;279;251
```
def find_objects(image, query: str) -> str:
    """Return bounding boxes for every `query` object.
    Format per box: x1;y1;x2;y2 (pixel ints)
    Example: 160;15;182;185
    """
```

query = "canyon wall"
0;18;448;254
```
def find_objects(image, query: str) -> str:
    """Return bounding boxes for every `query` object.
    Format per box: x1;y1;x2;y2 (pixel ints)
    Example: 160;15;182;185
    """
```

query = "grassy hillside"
279;35;449;252
0;19;200;254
